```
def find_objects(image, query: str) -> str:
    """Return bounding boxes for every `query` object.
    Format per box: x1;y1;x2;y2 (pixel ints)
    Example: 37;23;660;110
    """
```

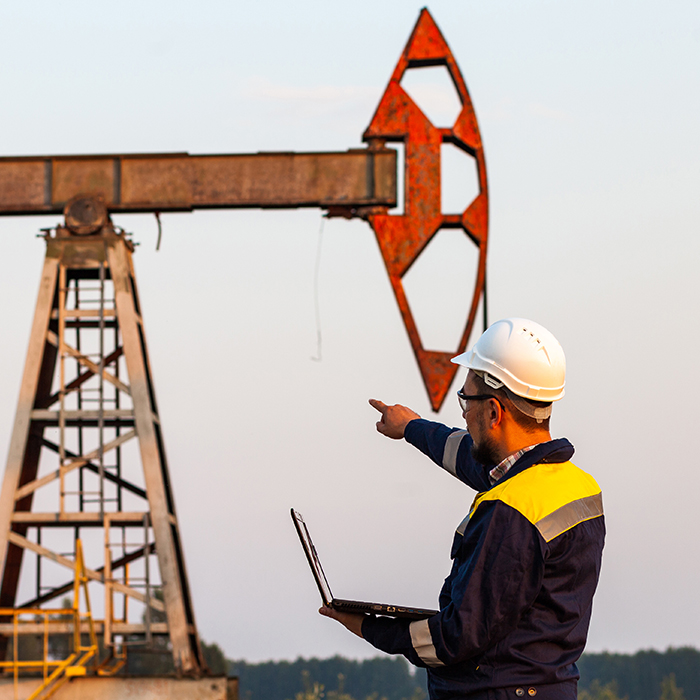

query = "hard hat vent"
450;317;566;402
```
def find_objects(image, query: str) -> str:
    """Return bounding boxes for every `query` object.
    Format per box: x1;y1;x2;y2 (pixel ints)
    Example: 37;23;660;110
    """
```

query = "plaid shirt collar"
488;444;539;485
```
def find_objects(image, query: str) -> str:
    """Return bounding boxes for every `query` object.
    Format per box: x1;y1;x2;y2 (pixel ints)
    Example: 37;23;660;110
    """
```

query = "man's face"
461;372;501;467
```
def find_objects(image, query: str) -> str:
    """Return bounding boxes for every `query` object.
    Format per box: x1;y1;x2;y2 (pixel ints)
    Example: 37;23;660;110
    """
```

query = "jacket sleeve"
404;419;491;492
362;501;544;668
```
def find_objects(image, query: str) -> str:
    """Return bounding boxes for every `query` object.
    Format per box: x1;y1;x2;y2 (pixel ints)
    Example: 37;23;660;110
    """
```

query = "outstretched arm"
368;399;421;439
370;399;490;492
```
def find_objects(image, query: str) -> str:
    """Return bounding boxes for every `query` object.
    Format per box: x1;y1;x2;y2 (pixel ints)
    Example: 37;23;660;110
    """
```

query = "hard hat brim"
450;318;566;402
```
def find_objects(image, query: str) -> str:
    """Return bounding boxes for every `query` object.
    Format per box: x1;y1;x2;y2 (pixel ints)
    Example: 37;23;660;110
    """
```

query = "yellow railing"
0;540;98;700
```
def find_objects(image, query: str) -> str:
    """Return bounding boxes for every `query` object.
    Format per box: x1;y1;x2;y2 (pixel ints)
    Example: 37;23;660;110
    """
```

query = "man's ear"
487;399;505;429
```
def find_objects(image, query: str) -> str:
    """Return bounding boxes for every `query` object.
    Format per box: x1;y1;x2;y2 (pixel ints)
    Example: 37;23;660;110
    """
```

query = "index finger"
368;399;387;414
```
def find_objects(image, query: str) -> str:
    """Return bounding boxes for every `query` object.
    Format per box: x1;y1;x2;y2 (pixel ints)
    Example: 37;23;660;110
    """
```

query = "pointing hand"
368;399;421;439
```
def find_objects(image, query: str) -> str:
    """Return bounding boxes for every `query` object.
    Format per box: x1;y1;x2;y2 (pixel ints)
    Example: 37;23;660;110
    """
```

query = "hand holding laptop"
291;508;437;621
318;606;365;638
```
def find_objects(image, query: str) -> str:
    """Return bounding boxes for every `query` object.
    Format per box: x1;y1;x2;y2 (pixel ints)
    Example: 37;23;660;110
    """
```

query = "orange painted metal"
363;8;489;411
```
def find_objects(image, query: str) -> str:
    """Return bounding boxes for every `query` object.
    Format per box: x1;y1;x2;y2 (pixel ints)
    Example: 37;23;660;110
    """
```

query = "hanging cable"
155;212;163;251
310;217;325;362
482;265;488;332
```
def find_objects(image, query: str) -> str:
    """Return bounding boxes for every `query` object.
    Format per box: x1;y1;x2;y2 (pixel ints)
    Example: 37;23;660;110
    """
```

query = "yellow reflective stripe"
409;618;444;667
470;461;602;535
442;430;468;476
535;492;603;542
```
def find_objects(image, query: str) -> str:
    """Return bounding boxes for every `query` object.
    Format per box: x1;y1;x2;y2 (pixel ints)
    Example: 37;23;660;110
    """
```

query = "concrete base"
0;675;237;700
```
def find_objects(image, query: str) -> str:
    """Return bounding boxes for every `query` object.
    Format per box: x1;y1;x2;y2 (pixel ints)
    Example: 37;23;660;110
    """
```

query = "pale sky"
0;0;699;663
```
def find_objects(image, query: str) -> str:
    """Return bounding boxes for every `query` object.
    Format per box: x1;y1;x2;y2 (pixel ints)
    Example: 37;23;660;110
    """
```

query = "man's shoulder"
477;459;603;541
501;460;601;502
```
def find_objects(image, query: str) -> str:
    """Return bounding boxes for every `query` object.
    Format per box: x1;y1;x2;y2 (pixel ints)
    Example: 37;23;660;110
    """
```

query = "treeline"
228;655;426;700
579;647;700;700
219;647;700;700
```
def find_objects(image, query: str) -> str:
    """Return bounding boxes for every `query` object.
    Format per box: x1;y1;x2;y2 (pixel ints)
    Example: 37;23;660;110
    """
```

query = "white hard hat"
451;318;566;402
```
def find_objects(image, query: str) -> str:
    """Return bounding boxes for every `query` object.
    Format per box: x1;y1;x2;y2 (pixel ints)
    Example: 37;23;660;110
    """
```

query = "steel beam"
106;234;203;673
0;150;396;215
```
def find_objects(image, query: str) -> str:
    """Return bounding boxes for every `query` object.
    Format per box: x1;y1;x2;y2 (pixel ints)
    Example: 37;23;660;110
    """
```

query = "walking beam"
0;150;396;216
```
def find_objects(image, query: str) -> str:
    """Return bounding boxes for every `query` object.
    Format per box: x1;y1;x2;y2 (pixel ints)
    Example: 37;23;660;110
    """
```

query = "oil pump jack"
0;9;488;699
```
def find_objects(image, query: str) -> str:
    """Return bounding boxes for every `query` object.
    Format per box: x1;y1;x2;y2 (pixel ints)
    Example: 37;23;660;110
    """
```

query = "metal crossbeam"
46;331;131;396
39;438;147;500
41;347;124;409
19;542;154;608
0;150;396;215
7;532;164;612
14;430;136;501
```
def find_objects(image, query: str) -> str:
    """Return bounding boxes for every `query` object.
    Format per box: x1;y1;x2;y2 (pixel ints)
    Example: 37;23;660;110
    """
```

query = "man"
320;318;605;700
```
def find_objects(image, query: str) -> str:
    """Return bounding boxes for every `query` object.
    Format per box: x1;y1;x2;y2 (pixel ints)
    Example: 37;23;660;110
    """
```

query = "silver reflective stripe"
409;618;444;667
535;492;604;542
456;494;481;536
442;430;468;476
456;512;471;536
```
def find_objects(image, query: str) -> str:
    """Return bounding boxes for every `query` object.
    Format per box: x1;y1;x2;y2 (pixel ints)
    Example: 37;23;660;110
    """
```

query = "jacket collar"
489;437;574;489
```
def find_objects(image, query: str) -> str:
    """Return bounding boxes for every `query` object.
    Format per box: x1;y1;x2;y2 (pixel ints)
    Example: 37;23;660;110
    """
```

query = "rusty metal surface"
0;676;233;700
0;150;396;215
363;8;489;411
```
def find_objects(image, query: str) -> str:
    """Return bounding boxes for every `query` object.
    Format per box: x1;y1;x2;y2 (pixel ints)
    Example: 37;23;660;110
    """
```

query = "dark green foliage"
579;648;699;700
227;648;700;700
228;655;426;700
202;639;228;675
660;674;686;700
578;680;627;700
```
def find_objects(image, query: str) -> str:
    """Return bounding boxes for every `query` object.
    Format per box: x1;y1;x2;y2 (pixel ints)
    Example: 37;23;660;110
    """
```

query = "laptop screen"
291;508;333;606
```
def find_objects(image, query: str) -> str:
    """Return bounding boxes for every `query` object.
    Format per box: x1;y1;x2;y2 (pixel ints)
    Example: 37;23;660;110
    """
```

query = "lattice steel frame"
0;223;204;674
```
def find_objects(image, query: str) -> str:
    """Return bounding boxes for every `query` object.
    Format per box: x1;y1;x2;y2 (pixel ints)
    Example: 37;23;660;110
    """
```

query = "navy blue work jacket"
362;419;605;700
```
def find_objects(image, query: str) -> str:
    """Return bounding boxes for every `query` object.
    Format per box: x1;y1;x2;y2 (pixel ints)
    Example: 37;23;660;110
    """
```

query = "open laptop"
291;508;438;621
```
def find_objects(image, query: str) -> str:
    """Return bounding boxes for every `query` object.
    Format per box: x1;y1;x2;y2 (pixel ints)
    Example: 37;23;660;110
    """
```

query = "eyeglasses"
456;389;505;413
